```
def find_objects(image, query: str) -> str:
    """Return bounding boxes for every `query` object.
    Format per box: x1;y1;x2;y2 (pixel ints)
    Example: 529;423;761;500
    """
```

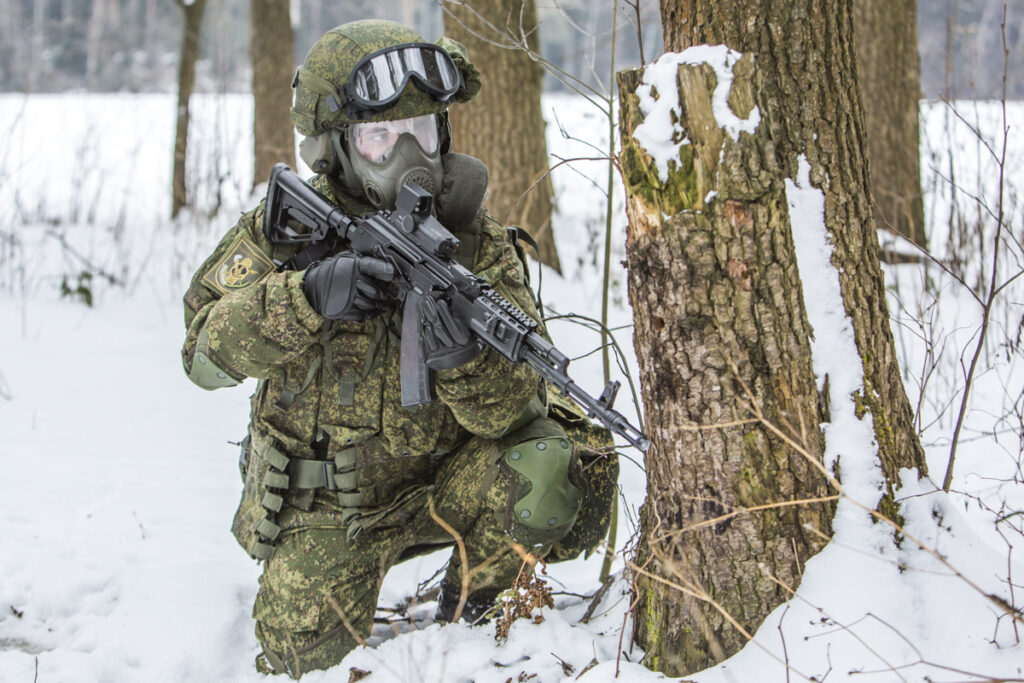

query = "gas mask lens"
352;114;439;163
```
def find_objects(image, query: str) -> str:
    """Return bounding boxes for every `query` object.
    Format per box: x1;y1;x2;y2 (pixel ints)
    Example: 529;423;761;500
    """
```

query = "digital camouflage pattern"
291;20;482;135
183;173;543;552
250;430;548;677
181;170;616;675
184;20;614;673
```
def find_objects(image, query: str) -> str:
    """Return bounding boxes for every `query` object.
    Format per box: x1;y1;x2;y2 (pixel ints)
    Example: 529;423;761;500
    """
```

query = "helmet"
292;20;482;209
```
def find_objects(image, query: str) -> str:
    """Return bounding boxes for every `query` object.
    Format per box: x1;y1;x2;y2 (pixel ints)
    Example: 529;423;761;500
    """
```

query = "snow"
786;154;886;507
1;80;1023;683
632;46;761;182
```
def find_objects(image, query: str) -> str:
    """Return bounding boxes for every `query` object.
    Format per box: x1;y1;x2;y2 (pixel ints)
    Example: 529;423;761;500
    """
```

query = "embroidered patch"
202;234;275;296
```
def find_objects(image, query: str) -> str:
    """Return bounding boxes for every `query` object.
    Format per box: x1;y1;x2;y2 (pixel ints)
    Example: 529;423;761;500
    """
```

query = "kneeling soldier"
181;19;617;678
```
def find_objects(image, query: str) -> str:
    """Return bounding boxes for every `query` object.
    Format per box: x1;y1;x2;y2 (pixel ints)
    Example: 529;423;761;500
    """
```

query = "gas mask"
342;114;445;210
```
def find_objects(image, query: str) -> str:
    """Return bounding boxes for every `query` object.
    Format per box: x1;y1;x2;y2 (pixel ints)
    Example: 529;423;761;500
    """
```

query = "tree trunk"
29;0;45;91
854;0;926;247
619;57;834;678
619;0;929;675
86;0;108;91
172;0;207;219
251;0;296;188
442;0;561;273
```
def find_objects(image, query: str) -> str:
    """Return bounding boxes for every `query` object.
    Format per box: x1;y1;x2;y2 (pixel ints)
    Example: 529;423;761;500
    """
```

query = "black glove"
418;292;484;370
302;251;395;321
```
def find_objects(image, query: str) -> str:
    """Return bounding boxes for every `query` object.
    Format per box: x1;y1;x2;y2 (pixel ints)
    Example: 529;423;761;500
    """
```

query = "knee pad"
502;418;582;550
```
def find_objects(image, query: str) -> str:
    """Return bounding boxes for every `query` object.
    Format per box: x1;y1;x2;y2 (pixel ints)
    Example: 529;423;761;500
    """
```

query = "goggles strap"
295;65;351;113
295;66;338;97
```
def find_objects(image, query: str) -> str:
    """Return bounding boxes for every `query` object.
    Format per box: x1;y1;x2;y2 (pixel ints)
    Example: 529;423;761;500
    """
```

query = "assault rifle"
263;163;650;452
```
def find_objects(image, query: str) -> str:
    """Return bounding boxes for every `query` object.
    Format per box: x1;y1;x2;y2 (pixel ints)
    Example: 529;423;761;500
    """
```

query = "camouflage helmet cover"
291;20;482;136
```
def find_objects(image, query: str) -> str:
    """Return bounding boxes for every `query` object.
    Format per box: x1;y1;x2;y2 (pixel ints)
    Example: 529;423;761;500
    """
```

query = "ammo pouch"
232;431;433;560
232;431;291;562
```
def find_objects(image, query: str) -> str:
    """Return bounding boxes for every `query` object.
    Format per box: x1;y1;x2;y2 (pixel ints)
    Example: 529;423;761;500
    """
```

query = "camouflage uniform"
181;19;616;678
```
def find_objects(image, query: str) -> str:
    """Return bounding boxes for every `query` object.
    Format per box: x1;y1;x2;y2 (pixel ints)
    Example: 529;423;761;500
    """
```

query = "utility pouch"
231;432;291;562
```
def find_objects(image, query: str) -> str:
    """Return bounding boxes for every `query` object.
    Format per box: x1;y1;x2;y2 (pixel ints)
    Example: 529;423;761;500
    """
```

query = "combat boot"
435;579;500;625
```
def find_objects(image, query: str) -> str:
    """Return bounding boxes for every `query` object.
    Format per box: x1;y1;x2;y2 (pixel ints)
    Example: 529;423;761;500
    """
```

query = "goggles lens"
348;44;461;110
352;114;440;163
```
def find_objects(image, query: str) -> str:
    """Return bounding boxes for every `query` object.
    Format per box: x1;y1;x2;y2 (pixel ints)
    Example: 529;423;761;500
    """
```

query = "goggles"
351;114;440;163
338;43;463;114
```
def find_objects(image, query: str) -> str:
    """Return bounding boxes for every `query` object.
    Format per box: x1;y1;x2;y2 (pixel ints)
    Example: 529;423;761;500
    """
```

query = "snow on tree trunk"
619;51;832;677
619;0;929;675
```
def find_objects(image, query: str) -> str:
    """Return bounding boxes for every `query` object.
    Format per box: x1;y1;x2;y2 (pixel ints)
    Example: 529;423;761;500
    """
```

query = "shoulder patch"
201;233;276;296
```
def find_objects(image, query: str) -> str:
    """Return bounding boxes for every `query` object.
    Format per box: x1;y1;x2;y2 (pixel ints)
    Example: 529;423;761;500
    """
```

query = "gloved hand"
418;292;484;369
302;251;395;321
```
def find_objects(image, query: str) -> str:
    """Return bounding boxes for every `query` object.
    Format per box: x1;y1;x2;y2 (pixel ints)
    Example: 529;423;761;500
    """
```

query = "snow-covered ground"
1;84;1022;683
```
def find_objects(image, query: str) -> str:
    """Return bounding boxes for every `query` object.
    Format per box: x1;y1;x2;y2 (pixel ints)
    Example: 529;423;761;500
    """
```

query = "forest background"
1;0;1021;101
2;1;1024;682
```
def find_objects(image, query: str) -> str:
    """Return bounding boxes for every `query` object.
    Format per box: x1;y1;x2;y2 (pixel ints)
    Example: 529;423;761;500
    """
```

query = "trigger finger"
357;257;396;282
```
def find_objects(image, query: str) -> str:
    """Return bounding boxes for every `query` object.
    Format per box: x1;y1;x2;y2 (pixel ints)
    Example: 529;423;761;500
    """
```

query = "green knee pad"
504;435;582;549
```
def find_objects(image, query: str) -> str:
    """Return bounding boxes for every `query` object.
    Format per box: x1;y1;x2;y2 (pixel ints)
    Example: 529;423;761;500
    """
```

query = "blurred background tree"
250;0;295;187
855;0;927;248
442;0;562;272
0;0;1016;100
171;0;207;218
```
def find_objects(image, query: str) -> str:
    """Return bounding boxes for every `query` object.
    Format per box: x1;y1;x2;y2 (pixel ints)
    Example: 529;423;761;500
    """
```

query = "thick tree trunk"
442;0;561;273
172;0;207;219
854;0;926;247
251;0;296;188
619;0;929;675
619;56;833;677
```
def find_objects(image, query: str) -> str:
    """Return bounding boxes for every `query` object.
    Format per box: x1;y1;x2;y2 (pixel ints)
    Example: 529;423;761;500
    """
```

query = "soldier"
181;19;616;677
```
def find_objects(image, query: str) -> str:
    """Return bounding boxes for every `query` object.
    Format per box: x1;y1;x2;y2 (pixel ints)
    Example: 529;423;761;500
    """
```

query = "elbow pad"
186;327;242;390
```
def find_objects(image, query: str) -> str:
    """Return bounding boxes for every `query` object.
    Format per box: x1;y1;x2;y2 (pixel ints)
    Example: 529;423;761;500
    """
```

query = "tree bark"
172;0;208;219
29;0;45;91
619;57;833;678
442;0;561;273
854;0;926;247
86;0;108;91
251;0;296;188
618;0;929;675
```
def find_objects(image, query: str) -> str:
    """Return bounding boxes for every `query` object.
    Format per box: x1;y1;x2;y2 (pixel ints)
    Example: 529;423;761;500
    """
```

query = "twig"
428;498;470;623
628;561;815;681
617;555;649;678
649;495;839;545
942;5;1015;491
778;603;792;683
580;574;616;623
324;594;369;648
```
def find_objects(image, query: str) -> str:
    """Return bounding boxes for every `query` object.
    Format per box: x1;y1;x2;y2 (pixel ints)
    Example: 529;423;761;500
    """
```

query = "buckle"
322;460;339;491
